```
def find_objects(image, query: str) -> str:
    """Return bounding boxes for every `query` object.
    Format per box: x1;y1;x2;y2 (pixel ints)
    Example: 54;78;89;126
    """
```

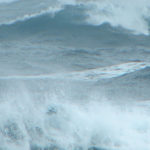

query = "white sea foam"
0;87;150;150
65;61;150;81
1;0;150;35
4;6;63;25
76;0;150;35
0;61;149;81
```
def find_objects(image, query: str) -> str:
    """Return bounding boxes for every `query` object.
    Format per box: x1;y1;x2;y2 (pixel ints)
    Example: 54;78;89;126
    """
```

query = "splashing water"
0;1;150;150
0;77;150;150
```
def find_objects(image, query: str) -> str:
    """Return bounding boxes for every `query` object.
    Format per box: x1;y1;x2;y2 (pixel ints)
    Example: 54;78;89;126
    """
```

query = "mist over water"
0;0;150;150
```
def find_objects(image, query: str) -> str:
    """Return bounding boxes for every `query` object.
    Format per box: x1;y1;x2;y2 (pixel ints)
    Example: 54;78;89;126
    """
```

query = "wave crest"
0;0;150;35
79;0;150;35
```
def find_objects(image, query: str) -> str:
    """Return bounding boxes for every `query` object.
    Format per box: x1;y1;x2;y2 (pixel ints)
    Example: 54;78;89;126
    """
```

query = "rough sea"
0;0;150;150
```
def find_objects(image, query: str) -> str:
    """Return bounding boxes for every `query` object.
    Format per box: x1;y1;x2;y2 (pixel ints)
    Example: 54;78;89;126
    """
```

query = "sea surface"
0;0;150;150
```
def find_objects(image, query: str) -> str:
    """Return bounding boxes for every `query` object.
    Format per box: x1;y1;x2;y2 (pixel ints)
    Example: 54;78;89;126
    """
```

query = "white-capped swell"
78;0;150;35
0;61;149;81
0;0;150;35
3;6;64;25
0;1;150;150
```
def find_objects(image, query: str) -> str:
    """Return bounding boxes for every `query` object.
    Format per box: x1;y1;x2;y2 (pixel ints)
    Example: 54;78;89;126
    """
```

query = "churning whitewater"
0;0;150;150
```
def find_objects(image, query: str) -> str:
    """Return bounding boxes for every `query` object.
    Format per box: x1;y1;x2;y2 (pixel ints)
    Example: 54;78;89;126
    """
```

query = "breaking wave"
0;61;149;81
1;1;150;150
1;78;150;150
0;0;150;35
